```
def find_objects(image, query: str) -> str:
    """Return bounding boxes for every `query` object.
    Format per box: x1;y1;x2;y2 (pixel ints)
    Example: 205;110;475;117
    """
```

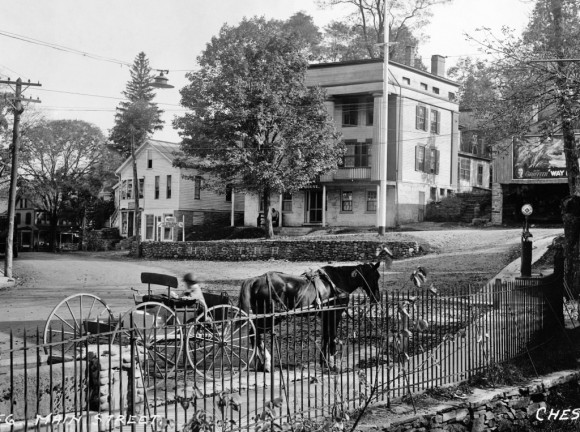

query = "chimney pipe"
431;55;446;77
405;46;415;67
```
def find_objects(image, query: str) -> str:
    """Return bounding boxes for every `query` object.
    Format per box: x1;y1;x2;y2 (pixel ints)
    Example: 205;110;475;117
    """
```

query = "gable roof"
115;139;182;174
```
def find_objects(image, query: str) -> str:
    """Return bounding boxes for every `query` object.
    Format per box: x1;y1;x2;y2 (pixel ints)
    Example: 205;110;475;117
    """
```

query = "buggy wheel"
43;294;114;359
186;304;256;380
115;302;183;386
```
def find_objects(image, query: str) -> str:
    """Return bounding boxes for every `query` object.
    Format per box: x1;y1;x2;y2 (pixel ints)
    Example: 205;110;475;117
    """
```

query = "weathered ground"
0;224;562;352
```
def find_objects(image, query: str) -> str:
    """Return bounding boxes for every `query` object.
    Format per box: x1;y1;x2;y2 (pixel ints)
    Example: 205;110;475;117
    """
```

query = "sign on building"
513;135;569;179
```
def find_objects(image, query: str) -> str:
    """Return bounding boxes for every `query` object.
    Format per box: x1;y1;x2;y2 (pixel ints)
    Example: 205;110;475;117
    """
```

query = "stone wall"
383;370;580;432
135;239;422;261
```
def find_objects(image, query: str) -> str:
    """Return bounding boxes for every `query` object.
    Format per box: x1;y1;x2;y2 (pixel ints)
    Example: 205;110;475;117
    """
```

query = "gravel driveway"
0;225;562;350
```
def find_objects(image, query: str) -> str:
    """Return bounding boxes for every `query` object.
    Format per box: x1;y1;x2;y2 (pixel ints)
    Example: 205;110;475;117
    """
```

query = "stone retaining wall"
135;239;422;261
384;370;580;432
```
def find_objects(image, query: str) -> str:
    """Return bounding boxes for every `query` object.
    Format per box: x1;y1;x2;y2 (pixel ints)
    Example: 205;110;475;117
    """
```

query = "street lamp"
151;70;174;89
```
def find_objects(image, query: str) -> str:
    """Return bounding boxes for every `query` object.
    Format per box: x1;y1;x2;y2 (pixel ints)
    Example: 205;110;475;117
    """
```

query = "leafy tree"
280;12;324;60
18;120;109;251
317;0;452;61
464;0;580;293
447;57;496;111
109;52;164;255
174;17;342;238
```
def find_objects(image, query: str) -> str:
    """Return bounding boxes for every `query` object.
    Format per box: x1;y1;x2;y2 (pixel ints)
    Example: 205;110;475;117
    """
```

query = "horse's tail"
238;277;254;314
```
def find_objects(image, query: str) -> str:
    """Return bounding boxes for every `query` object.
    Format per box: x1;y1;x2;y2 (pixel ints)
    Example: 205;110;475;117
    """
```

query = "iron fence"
0;276;562;432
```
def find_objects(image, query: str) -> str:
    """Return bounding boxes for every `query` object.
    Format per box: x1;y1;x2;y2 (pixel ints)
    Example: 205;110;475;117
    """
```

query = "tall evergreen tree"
109;52;164;254
110;52;163;158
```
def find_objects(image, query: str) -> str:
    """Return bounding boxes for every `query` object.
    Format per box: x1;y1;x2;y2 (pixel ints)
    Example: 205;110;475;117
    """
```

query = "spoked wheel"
43;294;115;359
115;302;183;386
186;304;256;380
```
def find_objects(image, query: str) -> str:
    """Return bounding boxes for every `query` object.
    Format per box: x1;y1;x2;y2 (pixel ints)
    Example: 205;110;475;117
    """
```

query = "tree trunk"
551;0;580;295
262;188;274;239
50;211;58;253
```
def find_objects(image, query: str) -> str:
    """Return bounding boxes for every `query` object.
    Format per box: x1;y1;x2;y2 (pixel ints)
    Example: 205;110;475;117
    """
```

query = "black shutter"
415;146;420;171
416;106;421;130
424;148;431;173
435;150;440;174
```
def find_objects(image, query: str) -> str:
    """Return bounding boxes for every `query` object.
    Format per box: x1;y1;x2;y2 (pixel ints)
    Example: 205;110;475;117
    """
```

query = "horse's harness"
264;267;372;312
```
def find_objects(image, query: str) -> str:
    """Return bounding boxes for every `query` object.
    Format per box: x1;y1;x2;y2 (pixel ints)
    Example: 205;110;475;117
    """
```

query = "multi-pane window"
343;140;371;168
15;213;21;225
428;148;437;174
430;110;440;134
415;146;440;174
145;214;155;240
166;175;172;199
420;83;428;91
342;103;358;127
432;87;440;94
194;176;202;200
282;192;292;212
121;179;134;199
341;191;353;212
138;179;144;199
459;158;471;180
367;190;377;212
415;146;425;171
477;164;484;186
154;176;160;199
25;213;31;225
147;150;153;169
416;106;427;131
126;179;133;200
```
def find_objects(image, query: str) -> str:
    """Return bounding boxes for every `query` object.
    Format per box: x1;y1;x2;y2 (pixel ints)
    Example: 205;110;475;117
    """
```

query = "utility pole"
0;78;41;278
378;0;389;235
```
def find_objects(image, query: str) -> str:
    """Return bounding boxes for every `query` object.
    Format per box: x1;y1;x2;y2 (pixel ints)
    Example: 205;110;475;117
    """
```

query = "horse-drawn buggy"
42;253;392;389
42;272;257;385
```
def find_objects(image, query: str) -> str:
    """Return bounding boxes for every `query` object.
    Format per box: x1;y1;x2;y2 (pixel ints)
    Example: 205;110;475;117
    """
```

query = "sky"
0;0;535;143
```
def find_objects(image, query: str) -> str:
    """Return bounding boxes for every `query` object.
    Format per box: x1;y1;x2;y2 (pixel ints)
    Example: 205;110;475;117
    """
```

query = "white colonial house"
244;55;460;228
113;139;244;241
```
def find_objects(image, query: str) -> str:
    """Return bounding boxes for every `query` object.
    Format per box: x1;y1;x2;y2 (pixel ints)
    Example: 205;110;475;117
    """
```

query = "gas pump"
520;204;533;277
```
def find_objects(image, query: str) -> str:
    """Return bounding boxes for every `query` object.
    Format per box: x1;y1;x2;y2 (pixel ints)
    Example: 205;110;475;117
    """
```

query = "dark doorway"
307;190;323;223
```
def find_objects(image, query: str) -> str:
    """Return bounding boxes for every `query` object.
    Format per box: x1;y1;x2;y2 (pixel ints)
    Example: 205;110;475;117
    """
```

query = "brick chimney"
404;46;415;67
431;55;446;77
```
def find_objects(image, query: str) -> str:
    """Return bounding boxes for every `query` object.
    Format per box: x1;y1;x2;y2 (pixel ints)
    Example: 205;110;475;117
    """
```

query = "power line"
36;88;183;107
0;29;132;67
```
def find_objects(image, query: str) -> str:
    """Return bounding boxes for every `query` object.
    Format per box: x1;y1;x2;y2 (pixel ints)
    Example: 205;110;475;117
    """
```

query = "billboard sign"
513;135;568;179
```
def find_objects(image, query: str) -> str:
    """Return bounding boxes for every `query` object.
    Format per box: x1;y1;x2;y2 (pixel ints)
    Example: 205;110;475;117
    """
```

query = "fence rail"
0;276;563;432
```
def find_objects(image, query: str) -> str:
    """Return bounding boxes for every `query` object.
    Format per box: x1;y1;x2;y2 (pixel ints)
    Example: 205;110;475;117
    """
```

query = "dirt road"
0;226;562;350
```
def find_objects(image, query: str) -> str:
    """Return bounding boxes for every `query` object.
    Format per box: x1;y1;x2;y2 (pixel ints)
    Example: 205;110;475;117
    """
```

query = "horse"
238;262;383;371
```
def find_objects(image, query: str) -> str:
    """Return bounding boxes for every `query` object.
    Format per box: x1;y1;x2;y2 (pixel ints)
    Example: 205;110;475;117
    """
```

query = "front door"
127;211;134;237
306;190;323;223
20;231;32;251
